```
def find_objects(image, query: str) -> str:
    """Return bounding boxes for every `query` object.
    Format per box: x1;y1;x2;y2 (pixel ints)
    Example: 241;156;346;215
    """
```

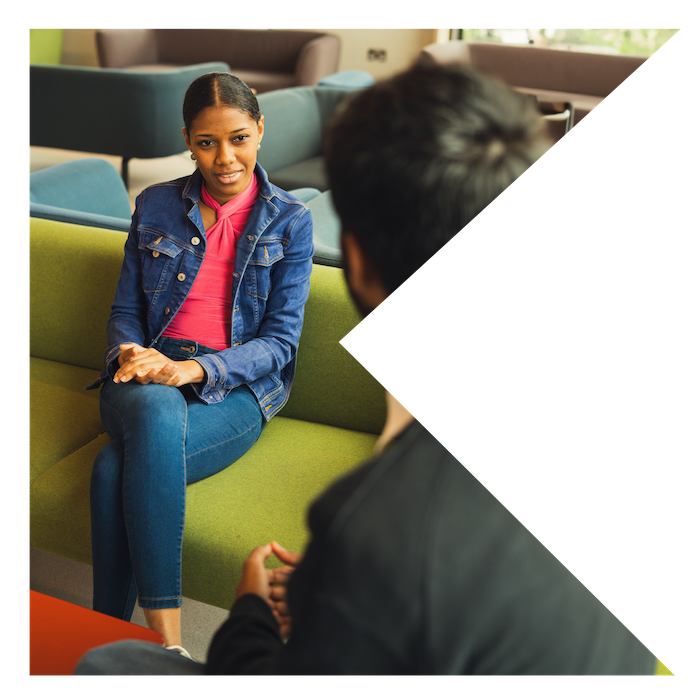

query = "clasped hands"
114;343;204;387
236;541;302;641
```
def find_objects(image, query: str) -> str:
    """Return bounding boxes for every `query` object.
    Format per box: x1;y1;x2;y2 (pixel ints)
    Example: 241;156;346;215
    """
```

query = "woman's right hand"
115;343;176;385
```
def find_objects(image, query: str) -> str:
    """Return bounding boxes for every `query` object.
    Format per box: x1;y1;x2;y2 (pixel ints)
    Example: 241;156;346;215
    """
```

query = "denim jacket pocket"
244;241;284;301
138;230;186;293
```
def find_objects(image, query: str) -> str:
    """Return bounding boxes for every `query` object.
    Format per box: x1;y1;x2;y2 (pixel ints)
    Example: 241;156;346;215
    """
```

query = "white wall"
307;28;439;78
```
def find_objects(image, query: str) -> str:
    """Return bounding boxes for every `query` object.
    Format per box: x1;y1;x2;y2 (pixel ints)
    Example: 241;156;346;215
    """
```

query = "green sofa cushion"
183;417;378;609
30;433;110;565
30;418;378;610
30;359;103;484
30;218;125;372
279;264;385;434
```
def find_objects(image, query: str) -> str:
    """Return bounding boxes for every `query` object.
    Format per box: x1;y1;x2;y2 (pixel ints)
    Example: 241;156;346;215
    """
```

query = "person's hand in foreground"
236;541;302;640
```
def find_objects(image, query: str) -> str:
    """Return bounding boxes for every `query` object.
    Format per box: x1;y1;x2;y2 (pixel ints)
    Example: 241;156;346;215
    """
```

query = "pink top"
162;173;259;350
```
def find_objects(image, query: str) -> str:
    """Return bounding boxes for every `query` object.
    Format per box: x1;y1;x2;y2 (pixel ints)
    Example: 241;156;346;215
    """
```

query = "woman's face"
183;105;264;205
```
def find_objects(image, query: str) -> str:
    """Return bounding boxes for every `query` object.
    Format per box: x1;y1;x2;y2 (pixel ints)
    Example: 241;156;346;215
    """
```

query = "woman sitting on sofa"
87;72;313;657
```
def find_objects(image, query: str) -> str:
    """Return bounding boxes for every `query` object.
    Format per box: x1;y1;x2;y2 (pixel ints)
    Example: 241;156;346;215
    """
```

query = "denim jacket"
87;164;314;422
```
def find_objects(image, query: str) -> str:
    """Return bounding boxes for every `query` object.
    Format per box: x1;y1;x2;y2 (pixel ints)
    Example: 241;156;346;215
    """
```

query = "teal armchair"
256;85;360;192
30;62;230;188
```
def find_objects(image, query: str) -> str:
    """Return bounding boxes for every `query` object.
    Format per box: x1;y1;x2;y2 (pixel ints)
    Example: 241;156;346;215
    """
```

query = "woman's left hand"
113;343;204;387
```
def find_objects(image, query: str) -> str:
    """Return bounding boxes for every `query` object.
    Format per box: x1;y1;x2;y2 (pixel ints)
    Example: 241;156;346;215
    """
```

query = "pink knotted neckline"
160;173;260;350
199;173;259;254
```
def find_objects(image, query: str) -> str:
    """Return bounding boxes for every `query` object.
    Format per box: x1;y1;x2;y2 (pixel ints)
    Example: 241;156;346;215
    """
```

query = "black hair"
182;72;261;134
324;60;549;295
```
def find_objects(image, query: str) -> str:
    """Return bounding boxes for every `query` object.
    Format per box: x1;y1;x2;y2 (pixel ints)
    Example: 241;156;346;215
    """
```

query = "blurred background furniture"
420;41;646;126
30;62;229;188
256;85;359;192
29;158;323;234
96;29;341;94
30;158;132;232
30;28;64;64
522;94;575;143
318;69;374;88
307;191;342;267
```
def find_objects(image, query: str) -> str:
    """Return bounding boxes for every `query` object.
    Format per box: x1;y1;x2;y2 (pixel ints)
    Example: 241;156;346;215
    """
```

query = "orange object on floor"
30;590;163;675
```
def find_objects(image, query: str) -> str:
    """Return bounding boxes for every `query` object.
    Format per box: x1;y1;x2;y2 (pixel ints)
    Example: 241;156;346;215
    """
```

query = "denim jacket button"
191;237;200;245
164;307;170;315
177;273;186;281
246;235;255;241
152;251;160;258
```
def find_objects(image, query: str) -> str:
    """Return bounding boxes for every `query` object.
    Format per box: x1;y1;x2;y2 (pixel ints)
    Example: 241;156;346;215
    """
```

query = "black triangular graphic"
343;32;680;680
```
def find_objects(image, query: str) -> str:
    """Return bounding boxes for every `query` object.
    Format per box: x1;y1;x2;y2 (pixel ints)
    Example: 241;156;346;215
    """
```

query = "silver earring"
190;152;197;161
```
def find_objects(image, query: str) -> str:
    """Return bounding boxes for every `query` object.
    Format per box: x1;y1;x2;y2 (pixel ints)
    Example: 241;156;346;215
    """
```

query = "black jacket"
206;421;654;674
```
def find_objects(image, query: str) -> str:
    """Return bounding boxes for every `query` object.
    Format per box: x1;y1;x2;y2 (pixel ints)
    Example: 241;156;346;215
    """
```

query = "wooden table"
30;590;163;675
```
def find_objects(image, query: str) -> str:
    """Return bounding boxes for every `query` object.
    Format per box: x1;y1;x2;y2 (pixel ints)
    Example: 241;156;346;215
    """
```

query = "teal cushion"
30;158;132;220
257;86;357;181
268;156;327;192
307;190;341;266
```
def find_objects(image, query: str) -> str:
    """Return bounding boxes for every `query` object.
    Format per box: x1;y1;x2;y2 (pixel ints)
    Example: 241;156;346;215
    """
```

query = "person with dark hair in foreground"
76;61;655;675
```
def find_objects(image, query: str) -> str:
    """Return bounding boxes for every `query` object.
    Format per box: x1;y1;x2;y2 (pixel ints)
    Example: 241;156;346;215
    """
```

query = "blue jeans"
90;337;265;619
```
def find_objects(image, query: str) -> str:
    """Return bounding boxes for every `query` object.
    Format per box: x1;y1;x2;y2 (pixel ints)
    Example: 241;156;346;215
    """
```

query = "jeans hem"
138;596;183;610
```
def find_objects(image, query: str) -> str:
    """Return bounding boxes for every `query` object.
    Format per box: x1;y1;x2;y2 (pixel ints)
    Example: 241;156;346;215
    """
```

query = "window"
457;29;679;57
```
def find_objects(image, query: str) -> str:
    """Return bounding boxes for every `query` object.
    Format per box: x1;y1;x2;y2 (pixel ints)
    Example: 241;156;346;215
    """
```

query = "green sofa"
30;216;385;611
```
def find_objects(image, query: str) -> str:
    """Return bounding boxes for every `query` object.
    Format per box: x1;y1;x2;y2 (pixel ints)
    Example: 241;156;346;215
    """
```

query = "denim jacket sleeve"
191;200;313;408
101;204;151;378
